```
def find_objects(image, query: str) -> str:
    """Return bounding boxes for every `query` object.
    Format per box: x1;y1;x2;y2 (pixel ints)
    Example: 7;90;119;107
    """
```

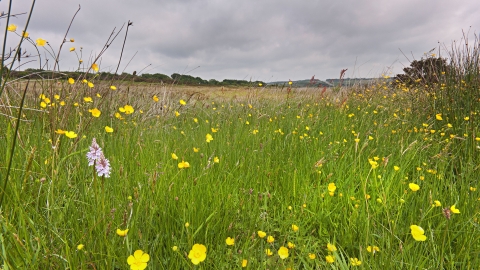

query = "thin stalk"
0;0;14;97
51;5;81;73
0;80;30;208
1;0;37;98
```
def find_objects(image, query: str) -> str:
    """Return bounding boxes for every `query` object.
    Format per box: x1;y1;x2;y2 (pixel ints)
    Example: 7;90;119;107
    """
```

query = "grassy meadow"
2;6;480;269
1;77;480;269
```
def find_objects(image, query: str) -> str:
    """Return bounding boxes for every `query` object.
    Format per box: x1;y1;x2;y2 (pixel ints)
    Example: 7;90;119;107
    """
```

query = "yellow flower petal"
7;24;17;32
36;38;46;46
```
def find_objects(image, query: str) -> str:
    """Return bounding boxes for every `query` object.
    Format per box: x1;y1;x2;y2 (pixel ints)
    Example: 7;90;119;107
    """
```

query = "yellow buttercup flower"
116;228;129;237
278;246;289;259
68;78;75;84
225;237;235;246
36;38;46;46
350;258;362;266
327;243;337;252
178;161;190;169
409;183;420;192
127;250;150;270
326;255;334;263
213;157;219;163
266;235;274;243
410;225;427;241
257;231;266;238
265;248;273;256
70;47;75;52
88;108;101;117
328;183;337;195
87;82;94;88
450;205;460;214
153;95;159;102
368;158;378;169
65;131;77;139
188;244;207;265
7;24;17;32
171;153;178;160
291;224;299;232
179;99;186;105
110;85;117;90
77;244;84;250
308;253;316;260
105;126;114;133
124;105;134;114
242;259;248;267
206;133;213;143
22;31;29;38
91;63;99;72
367;246;380;253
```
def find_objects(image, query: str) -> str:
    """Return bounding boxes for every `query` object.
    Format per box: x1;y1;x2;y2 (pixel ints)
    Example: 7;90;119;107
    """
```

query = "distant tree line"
6;68;265;86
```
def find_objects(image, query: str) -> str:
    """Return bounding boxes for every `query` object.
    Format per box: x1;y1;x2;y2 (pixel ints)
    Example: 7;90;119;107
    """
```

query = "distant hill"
269;77;390;87
268;79;333;87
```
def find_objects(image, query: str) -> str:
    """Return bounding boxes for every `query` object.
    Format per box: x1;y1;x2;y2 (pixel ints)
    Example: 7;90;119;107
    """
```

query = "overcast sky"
2;0;480;82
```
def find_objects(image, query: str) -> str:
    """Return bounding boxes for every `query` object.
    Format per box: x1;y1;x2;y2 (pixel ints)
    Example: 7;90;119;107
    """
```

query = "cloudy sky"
2;0;480;82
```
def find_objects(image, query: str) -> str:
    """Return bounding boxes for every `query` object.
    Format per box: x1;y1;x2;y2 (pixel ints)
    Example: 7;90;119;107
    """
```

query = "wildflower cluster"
86;138;111;177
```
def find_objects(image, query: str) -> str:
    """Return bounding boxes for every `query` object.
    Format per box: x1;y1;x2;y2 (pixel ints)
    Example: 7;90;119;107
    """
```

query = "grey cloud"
2;0;480;81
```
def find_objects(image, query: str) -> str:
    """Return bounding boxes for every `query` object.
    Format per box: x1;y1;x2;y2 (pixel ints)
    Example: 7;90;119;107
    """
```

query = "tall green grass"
1;4;480;269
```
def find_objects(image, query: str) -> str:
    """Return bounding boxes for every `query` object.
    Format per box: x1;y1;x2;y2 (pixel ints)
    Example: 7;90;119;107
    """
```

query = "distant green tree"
394;57;449;86
208;79;219;85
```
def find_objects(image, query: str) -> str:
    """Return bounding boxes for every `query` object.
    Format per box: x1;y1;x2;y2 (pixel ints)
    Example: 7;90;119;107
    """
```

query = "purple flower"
95;153;111;178
86;138;102;166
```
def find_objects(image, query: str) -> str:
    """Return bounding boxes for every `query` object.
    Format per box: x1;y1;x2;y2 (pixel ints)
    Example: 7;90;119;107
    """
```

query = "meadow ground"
1;78;480;269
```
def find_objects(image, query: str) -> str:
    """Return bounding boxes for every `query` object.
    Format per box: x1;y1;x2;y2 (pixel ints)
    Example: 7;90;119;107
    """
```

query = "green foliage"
394;57;449;86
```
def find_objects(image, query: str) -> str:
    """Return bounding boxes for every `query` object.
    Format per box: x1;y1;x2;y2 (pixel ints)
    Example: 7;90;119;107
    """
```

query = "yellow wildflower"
7;24;17;32
188;244;207;265
36;38;46;46
116;228;129;237
225;237;234;246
